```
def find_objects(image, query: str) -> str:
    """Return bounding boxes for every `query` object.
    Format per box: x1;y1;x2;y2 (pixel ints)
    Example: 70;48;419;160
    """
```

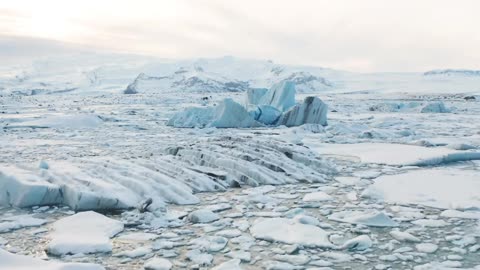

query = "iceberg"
259;81;296;112
278;96;328;127
167;81;329;129
209;98;262;128
245;88;268;106
167;107;214;128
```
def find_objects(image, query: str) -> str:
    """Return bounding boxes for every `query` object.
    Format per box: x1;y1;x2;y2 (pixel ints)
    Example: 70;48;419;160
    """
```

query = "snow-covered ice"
364;169;480;209
250;218;334;248
47;211;124;255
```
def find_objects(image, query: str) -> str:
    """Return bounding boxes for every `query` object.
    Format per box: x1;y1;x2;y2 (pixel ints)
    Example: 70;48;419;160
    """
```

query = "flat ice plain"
1;56;480;269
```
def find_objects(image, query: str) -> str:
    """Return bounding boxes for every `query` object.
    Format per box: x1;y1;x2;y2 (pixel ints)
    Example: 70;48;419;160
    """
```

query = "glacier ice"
209;98;262;128
245;88;268;106
168;81;328;128
278;96;328;127
259;81;296;112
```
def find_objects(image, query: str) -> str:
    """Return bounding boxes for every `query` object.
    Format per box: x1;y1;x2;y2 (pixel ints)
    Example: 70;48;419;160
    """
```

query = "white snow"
250;218;334;248
341;235;373;251
0;249;104;270
47;211;124;255
364;169;480;210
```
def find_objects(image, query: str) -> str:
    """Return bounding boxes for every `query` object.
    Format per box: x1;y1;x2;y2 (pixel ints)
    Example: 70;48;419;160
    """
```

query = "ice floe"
0;249;104;270
47;211;124;255
250;218;334;248
306;142;480;166
364;169;480;209
328;210;398;227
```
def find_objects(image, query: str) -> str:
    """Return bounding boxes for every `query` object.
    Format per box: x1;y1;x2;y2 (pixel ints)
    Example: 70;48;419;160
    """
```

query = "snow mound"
328;210;398;227
47;211;124;255
278;96;328;127
250;218;334;248
364;169;480;210
0;249;105;270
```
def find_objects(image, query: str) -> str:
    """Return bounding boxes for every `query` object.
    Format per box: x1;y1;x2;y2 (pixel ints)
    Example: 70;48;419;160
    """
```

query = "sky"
1;0;480;72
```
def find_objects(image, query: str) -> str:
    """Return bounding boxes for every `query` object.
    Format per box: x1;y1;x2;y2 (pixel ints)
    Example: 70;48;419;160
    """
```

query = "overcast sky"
1;0;479;72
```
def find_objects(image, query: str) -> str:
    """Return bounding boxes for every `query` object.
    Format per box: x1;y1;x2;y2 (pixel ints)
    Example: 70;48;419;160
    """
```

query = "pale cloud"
1;0;479;72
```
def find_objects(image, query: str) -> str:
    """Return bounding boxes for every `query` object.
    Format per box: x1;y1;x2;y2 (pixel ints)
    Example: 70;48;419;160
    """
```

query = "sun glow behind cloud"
1;0;480;72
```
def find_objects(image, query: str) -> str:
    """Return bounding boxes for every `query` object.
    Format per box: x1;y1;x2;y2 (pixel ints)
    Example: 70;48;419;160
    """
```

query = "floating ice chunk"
166;107;214;128
273;254;311;265
114;246;152;258
365;169;480;210
188;209;220;223
440;210;480;219
144;258;172;270
186;250;213;265
328;210;398;227
226;251;251;262
390;230;421;242
341;235;373;251
189;236;228;252
211;259;242;270
245;88;268;106
0;214;47;233
47;211;124;255
412;219;448;227
421;101;450;113
209;98;262;128
0;249;104;270
215;229;242;238
302;191;332;202
415;243;438;253
278;96;328;127
259;81;296;112
250;218;334;248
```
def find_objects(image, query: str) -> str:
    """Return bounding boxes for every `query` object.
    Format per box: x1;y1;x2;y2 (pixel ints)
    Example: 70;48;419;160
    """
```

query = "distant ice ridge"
0;137;334;211
167;81;328;128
